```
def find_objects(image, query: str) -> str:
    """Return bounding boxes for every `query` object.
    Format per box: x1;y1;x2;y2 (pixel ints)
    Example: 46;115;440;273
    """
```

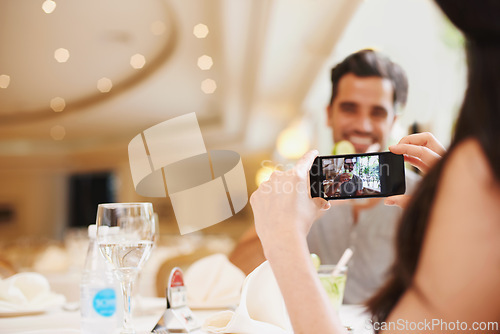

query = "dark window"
68;172;115;228
0;205;15;225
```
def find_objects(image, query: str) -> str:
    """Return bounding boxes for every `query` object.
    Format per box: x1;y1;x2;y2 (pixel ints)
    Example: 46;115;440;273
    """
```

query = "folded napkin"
33;245;71;273
0;272;66;312
184;254;245;309
203;261;293;334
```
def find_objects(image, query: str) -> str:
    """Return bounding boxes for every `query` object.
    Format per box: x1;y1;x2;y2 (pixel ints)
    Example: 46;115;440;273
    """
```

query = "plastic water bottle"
80;224;122;334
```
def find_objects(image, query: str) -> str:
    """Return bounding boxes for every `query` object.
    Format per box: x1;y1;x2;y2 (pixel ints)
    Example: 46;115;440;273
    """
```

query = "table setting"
0;272;66;318
0;263;371;334
0;202;372;334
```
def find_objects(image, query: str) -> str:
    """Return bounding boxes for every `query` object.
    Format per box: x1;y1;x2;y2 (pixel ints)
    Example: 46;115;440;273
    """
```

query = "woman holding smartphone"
250;0;500;332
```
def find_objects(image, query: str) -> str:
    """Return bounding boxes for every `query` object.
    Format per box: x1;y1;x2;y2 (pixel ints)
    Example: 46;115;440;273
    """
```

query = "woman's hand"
385;132;446;208
250;150;330;255
389;132;446;173
250;151;345;333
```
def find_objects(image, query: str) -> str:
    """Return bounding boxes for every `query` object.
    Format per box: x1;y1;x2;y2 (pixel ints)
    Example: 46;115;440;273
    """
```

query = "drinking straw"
331;248;353;276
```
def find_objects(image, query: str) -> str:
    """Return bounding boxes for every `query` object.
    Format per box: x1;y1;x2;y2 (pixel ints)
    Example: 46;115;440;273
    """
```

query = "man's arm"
228;226;266;275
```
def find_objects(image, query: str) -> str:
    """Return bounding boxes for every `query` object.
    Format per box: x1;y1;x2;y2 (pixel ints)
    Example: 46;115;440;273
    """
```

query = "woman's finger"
398;132;446;156
312;197;330;211
402;154;429;173
389;143;441;168
384;195;411;209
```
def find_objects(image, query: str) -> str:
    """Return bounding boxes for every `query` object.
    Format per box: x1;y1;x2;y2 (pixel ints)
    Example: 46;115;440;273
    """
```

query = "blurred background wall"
0;0;465;246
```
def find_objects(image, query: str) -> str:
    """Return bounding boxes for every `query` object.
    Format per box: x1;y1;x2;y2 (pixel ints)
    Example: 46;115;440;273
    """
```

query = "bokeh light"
193;24;209;38
42;0;56;14
0;75;10;89
255;165;278;187
276;126;310;159
97;77;113;93
50;125;66;140
130;54;146;69
50;97;66;112
197;55;213;70
201;79;217;94
54;48;70;63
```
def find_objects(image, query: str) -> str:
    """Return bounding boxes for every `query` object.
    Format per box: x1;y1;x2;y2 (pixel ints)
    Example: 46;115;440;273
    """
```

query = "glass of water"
96;203;155;334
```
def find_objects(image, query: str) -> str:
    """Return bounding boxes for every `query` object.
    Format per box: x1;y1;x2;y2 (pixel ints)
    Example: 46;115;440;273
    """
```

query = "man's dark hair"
329;49;409;112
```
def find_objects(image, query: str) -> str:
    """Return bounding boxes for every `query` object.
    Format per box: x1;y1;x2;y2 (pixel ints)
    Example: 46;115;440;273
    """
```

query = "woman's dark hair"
367;0;500;325
329;49;409;111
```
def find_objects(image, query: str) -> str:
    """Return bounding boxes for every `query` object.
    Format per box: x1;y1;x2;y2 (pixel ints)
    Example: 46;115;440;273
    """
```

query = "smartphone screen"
310;152;405;200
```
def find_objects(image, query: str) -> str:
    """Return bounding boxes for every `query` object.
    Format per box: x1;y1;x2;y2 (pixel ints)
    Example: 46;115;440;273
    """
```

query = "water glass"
96;203;155;334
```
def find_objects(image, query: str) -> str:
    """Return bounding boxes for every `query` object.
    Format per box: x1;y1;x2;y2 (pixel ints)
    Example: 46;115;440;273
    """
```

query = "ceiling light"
197;55;213;70
0;75;10;89
54;48;70;63
277;126;310;159
255;165;277;187
201;79;216;94
97;77;113;93
50;97;66;112
193;24;209;38
130;54;146;69
151;20;166;36
42;0;56;14
50;125;66;141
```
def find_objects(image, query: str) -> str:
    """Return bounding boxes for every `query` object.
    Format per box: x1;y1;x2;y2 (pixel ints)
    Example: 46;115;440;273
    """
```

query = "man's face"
326;73;397;153
344;159;355;172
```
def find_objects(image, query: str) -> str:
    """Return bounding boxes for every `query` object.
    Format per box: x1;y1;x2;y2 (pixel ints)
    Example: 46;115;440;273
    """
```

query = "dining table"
0;297;372;334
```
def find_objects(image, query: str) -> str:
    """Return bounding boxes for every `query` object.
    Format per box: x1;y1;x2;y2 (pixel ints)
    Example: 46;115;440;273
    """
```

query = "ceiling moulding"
0;0;178;125
243;0;362;151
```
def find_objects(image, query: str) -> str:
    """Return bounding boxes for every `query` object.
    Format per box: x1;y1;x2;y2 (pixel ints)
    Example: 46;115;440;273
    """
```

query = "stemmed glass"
96;203;155;334
134;212;160;315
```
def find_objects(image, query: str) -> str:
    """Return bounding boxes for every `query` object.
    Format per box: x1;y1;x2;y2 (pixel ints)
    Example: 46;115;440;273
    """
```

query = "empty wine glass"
96;203;155;334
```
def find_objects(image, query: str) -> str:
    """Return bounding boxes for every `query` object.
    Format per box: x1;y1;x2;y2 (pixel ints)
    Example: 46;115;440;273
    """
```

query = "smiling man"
307;49;421;304
337;157;363;197
229;50;420;303
327;49;407;153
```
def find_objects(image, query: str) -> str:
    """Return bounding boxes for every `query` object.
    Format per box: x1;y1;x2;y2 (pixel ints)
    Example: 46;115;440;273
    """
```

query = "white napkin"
185;254;245;309
0;272;66;313
203;261;293;334
33;245;71;273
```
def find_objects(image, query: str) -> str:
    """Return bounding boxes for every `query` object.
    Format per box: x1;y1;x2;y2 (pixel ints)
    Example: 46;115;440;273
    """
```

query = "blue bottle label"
93;288;116;317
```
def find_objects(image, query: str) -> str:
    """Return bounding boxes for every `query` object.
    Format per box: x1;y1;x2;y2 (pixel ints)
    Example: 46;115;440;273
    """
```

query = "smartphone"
310;152;405;200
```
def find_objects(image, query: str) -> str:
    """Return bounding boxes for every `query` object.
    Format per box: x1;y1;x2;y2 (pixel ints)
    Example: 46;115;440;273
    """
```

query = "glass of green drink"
318;265;347;310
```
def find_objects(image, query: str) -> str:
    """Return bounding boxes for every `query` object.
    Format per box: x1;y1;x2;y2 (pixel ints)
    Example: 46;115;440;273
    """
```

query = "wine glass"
96;203;155;334
133;212;160;315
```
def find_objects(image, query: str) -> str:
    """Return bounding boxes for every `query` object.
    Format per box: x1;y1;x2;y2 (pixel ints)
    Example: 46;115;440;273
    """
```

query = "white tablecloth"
0;298;370;334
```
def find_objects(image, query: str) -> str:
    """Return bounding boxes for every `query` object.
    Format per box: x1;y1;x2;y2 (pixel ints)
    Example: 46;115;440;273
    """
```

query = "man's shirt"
340;174;363;197
307;169;421;304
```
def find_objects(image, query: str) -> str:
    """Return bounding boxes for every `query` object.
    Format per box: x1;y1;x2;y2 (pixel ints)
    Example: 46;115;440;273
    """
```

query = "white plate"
0;294;65;317
188;303;236;310
0;308;46;317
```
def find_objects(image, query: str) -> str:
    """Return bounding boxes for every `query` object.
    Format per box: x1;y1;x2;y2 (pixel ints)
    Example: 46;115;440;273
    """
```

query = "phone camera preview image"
310;152;405;200
322;156;379;198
